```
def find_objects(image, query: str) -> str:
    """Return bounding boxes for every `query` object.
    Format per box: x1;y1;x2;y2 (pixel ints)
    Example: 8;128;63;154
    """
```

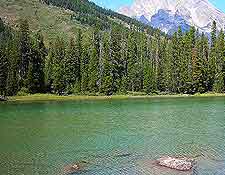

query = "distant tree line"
0;18;225;96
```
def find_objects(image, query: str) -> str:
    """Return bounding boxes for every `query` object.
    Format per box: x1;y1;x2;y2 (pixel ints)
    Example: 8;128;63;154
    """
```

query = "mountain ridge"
119;0;225;33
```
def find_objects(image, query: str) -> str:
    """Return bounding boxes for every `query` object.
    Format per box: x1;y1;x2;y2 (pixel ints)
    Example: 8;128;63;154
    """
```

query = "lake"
0;97;225;175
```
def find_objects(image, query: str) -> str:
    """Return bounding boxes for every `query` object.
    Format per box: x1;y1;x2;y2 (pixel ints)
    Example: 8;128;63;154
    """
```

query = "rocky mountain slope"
119;0;225;33
0;0;157;42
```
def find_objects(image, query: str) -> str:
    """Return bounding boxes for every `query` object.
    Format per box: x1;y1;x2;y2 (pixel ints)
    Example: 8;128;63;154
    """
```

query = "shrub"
17;87;29;96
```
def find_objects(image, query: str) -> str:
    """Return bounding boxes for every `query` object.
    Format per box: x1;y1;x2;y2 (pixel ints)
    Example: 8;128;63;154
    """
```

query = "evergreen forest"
0;0;225;96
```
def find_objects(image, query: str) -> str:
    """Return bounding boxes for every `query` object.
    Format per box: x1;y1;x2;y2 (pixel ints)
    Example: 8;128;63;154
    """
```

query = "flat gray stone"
156;156;195;171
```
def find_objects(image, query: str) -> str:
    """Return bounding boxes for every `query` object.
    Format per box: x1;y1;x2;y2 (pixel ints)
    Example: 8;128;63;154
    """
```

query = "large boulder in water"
156;156;195;171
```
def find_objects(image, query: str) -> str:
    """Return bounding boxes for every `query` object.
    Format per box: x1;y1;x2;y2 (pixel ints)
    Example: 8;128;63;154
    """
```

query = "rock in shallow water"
63;163;81;174
156;156;195;171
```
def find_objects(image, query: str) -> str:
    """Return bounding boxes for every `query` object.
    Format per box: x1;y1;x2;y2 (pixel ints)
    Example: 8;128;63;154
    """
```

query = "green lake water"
0;97;225;175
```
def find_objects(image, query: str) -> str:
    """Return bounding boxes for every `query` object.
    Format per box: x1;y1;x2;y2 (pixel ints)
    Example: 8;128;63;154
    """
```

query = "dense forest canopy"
0;0;225;96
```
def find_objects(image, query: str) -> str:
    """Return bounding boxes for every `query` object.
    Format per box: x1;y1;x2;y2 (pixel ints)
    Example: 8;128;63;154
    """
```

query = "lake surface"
0;97;225;175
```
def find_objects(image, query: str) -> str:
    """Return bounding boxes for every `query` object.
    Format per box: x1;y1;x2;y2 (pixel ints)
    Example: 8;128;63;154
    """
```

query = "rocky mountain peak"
119;0;225;33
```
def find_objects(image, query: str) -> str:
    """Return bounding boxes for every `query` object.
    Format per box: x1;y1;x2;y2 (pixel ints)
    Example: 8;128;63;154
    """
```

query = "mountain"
140;9;191;34
119;0;225;33
0;0;157;42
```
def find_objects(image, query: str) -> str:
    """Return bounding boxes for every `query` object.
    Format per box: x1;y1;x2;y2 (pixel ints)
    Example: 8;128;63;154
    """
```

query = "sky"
90;0;225;13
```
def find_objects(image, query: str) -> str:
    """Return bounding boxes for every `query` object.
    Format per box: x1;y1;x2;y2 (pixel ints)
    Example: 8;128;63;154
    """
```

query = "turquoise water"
0;97;225;175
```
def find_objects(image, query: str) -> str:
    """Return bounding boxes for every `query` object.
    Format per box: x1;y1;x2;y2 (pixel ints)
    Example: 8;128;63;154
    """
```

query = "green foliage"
208;21;218;91
143;60;156;94
45;46;54;92
64;30;82;94
6;38;20;96
0;45;8;95
100;33;113;95
110;25;125;93
26;32;46;93
127;31;139;92
213;30;225;92
88;28;100;93
118;76;128;94
80;44;90;93
51;37;66;94
17;87;29;96
195;33;208;93
0;18;10;96
19;19;31;87
100;76;113;95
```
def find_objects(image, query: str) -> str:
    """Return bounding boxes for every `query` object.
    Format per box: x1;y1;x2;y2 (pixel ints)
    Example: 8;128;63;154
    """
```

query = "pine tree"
36;32;47;92
119;75;128;94
110;25;124;93
213;30;225;92
160;39;172;92
0;18;19;96
52;37;66;94
142;32;157;94
148;34;158;93
191;33;208;94
179;33;189;93
0;45;8;96
208;21;217;91
64;37;77;93
202;34;210;91
143;59;156;94
26;32;46;93
6;38;20;96
88;28;100;93
157;38;168;92
171;31;180;93
182;27;197;93
127;30;139;92
100;33;113;95
64;29;82;94
26;61;35;93
75;29;82;92
19;19;32;87
80;43;90;94
0;18;4;33
176;27;185;93
45;45;54;93
196;33;208;93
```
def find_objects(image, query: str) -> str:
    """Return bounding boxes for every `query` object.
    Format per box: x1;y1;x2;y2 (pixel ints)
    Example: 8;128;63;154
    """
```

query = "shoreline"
5;93;225;102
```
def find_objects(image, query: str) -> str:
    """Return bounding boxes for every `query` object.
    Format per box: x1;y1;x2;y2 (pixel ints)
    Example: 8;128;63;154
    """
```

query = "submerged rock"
156;156;195;171
63;161;89;174
63;163;81;174
115;153;132;158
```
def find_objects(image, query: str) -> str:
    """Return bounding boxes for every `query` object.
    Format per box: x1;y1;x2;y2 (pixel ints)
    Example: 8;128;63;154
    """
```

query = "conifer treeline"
0;18;225;96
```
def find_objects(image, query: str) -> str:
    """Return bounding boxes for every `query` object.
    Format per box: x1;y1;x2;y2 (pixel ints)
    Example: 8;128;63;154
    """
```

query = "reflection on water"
0;97;225;175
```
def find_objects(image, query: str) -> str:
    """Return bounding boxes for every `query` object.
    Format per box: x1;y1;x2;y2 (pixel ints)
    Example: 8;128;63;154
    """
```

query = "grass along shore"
6;93;225;102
